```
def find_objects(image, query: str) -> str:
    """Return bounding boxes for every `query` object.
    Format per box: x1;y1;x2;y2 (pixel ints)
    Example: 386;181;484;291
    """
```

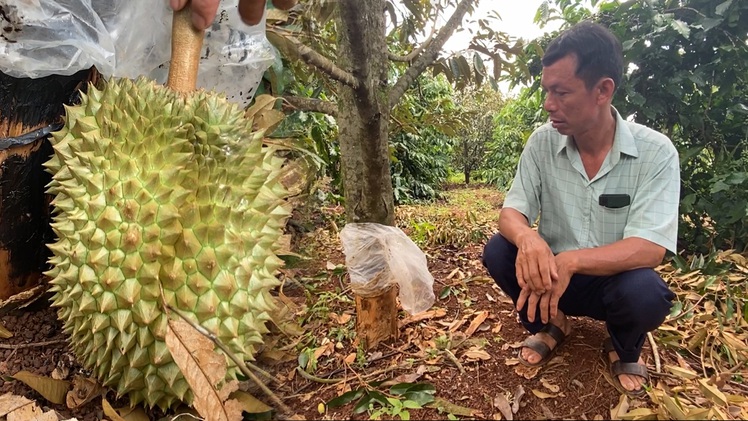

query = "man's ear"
596;78;616;104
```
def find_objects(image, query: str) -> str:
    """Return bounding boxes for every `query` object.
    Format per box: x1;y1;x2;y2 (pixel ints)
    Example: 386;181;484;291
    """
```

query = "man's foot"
604;338;649;396
518;313;572;366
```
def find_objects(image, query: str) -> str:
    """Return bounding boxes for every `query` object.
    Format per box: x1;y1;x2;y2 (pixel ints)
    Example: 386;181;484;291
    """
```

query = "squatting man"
482;21;680;396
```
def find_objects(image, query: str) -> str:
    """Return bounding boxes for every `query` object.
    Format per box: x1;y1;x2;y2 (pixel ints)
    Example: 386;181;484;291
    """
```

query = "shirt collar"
555;107;639;158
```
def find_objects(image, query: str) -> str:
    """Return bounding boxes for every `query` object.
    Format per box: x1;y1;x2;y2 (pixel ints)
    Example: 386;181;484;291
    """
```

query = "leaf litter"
1;185;748;420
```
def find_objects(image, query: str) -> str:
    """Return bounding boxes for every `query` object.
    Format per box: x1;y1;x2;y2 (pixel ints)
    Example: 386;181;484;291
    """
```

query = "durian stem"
167;3;204;93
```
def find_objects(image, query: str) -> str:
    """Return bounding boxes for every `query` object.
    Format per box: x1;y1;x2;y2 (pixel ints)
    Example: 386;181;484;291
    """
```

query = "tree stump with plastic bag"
341;223;436;350
0;68;100;300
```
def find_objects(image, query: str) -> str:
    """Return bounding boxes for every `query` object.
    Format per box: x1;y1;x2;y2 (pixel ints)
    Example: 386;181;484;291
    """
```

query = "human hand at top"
170;0;297;30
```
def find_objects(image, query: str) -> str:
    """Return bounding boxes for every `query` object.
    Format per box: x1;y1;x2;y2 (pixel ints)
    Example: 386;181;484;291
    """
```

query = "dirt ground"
0;186;668;420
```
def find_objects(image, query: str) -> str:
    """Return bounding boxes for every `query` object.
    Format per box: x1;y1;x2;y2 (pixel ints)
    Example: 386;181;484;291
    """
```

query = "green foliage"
390;75;461;202
531;0;748;253
479;87;546;190
326;382;436;420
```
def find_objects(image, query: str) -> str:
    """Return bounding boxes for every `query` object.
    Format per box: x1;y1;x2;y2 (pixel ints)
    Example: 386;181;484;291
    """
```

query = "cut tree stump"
0;68;99;300
355;285;399;349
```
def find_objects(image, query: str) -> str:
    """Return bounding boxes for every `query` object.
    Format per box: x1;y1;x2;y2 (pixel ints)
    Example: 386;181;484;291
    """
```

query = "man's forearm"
498;207;538;246
561;237;666;276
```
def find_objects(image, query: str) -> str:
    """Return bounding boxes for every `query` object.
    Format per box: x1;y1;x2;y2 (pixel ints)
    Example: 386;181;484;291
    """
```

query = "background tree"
452;83;504;185
479;87;545;190
264;0;527;347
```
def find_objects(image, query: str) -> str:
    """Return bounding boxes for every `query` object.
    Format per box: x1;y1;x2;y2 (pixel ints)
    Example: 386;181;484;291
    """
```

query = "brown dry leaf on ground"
165;318;243;421
0;392;58;421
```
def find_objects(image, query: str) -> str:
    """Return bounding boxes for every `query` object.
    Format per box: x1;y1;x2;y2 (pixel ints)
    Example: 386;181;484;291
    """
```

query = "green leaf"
622;39;637;51
670;20;690;39
699;17;723;31
390;382;436;395
715;0;733;16
402;391;436;406
402;400;423;409
326;388;365;408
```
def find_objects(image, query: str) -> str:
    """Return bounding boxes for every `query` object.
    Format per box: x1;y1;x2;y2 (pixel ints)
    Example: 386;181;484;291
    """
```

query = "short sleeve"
504;134;542;225
623;143;680;254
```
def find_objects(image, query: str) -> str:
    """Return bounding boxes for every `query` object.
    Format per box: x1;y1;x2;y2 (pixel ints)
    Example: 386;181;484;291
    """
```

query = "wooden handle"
167;4;204;93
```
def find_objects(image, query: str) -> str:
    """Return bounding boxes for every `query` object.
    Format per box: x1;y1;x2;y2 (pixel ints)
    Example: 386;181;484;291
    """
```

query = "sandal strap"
540;323;567;345
521;337;552;358
611;360;650;381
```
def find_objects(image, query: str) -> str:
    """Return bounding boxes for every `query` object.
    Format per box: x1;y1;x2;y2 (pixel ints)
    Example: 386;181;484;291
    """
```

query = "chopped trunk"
0;68;99;299
337;0;398;349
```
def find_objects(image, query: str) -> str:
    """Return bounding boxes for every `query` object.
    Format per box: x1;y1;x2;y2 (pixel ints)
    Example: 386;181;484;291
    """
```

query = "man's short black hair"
542;21;623;91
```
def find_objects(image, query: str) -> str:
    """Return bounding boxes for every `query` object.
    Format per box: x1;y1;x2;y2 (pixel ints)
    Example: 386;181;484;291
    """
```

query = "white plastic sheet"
0;0;276;106
340;223;436;315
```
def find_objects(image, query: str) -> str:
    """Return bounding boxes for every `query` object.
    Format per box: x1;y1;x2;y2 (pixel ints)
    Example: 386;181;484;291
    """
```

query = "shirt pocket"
595;205;629;245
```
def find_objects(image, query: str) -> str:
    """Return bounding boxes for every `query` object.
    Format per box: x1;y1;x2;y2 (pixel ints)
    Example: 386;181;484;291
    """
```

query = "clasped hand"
515;234;573;324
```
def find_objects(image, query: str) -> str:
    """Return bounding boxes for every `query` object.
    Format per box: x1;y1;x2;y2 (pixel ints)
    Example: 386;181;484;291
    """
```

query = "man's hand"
538;251;575;323
518;250;576;323
515;230;556;293
170;0;297;30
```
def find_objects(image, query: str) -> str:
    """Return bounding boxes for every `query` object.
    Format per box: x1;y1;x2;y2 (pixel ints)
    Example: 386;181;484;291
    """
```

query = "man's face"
540;54;602;137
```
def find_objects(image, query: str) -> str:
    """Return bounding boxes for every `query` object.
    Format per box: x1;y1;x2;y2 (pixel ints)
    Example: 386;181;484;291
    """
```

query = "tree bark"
337;0;398;348
0;68;99;300
337;0;393;226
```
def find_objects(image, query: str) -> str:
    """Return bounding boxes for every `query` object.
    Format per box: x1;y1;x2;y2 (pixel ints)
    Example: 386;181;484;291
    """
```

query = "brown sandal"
603;337;650;398
517;323;569;367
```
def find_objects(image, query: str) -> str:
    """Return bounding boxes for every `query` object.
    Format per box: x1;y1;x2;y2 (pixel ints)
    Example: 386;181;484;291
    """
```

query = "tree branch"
389;0;477;107
388;24;437;62
268;28;360;89
282;95;338;117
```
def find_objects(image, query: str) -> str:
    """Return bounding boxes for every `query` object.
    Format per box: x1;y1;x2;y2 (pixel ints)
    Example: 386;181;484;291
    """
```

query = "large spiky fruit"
44;77;290;409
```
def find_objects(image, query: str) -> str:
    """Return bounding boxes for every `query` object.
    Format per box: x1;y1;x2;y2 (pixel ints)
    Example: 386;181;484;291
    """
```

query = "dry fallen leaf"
511;385;525;414
610;395;629;420
531;389;557;399
399;308;447;328
10;370;70;405
463;347;492;361
344;353;356;364
0;393;33;417
165;318;243;421
66;376;102;409
464;311;489;338
514;364;541;380
493;393;513;420
540;377;560;393
0;322;12;339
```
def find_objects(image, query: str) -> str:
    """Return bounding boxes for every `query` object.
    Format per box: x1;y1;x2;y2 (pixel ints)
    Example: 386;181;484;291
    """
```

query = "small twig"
647;332;661;373
168;306;295;417
443;349;465;374
0;339;67;350
296;367;343;384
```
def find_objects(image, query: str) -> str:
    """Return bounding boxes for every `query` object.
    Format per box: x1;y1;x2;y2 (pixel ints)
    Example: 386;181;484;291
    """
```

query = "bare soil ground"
1;184;745;420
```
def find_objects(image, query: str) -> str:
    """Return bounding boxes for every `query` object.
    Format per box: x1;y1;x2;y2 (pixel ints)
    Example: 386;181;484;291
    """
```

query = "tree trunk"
0;68;99;300
337;0;398;348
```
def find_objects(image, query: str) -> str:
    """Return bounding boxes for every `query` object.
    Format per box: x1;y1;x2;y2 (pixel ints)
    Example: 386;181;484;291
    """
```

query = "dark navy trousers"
482;233;675;363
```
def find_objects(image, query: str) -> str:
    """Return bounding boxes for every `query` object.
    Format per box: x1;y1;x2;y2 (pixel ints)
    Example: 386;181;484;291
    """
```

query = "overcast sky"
442;0;562;53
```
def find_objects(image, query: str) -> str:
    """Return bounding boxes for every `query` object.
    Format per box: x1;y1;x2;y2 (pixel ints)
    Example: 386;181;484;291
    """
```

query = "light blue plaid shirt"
504;108;680;254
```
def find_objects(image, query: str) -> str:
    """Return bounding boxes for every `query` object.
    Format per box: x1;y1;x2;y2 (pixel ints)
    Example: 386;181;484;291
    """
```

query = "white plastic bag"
0;0;276;107
340;223;435;315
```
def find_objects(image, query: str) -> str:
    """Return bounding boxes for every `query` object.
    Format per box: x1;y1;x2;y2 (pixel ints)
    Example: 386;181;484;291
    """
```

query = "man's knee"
482;233;515;273
606;268;675;330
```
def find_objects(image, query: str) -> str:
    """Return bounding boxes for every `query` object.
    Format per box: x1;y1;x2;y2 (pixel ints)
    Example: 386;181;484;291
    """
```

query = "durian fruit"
44;76;290;409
